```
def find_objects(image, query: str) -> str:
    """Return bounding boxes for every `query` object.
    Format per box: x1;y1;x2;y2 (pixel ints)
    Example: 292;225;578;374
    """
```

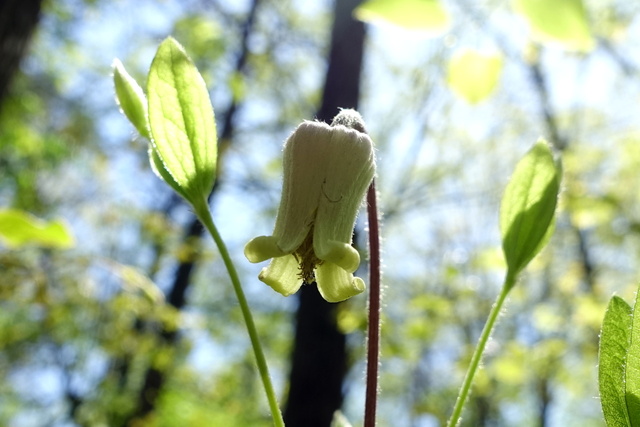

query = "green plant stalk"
447;273;515;427
194;199;285;427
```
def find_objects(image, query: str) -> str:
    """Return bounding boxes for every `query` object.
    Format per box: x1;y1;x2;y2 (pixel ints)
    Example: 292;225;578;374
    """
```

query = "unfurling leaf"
113;56;190;200
500;140;561;283
147;37;218;206
113;59;151;140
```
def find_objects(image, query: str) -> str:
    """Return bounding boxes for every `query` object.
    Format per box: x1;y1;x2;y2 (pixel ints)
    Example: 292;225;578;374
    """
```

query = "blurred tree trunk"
536;376;550;427
0;0;43;107
283;1;365;426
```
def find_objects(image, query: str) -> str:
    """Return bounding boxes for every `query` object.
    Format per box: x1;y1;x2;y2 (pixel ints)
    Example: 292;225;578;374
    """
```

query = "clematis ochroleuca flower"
244;110;375;302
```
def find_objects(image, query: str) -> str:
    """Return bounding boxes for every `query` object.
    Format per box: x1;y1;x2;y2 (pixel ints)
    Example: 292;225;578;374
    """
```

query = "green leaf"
354;0;450;34
627;290;640;425
148;146;190;201
113;58;151;140
447;49;503;104
500;140;561;282
0;209;74;249
113;57;190;198
147;37;217;205
599;296;633;427
513;0;594;52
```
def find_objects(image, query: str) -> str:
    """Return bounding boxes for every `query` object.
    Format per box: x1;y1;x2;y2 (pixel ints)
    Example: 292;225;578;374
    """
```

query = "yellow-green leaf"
147;37;217;206
148;146;190;201
513;0;594;52
0;209;74;249
112;57;193;200
626;289;640;424
113;59;151;140
599;295;633;427
500;140;561;282
354;0;450;34
447;49;503;104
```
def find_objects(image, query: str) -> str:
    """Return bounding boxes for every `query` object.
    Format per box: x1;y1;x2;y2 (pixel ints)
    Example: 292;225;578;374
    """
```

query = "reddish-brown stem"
364;179;381;427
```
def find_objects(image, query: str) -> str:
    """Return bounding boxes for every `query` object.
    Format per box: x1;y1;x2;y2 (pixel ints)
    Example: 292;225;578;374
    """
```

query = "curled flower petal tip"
244;112;375;302
244;236;286;263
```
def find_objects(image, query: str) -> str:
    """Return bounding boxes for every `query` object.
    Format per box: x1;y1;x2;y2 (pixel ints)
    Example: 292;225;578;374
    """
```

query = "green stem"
195;201;284;427
447;273;515;427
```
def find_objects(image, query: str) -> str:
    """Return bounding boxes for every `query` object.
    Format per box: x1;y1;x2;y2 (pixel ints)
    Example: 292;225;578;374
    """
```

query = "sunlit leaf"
599;296;633;427
0;209;74;249
147;37;218;205
354;0;450;34
500;140;561;282
447;49;503;104
148;146;190;201
626;290;640;423
113;57;190;199
113;59;151;140
513;0;594;51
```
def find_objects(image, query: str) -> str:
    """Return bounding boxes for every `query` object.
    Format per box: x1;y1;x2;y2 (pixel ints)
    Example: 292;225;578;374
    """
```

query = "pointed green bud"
500;139;562;284
112;59;151;140
245;112;376;303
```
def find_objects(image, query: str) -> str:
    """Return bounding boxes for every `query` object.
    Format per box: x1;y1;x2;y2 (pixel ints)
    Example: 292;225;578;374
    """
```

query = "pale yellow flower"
244;111;375;302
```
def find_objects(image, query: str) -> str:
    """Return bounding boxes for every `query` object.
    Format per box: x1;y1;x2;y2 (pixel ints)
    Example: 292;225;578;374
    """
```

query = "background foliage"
2;0;640;426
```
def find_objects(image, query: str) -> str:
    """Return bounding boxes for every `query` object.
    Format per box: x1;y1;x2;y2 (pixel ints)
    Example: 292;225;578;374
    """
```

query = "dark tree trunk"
283;1;366;426
0;0;44;106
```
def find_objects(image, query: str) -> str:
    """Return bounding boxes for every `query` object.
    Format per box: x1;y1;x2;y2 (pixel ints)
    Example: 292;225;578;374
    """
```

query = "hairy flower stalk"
244;110;375;302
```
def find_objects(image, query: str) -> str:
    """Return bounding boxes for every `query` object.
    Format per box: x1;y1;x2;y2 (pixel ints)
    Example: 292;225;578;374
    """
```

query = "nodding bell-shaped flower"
244;110;375;302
